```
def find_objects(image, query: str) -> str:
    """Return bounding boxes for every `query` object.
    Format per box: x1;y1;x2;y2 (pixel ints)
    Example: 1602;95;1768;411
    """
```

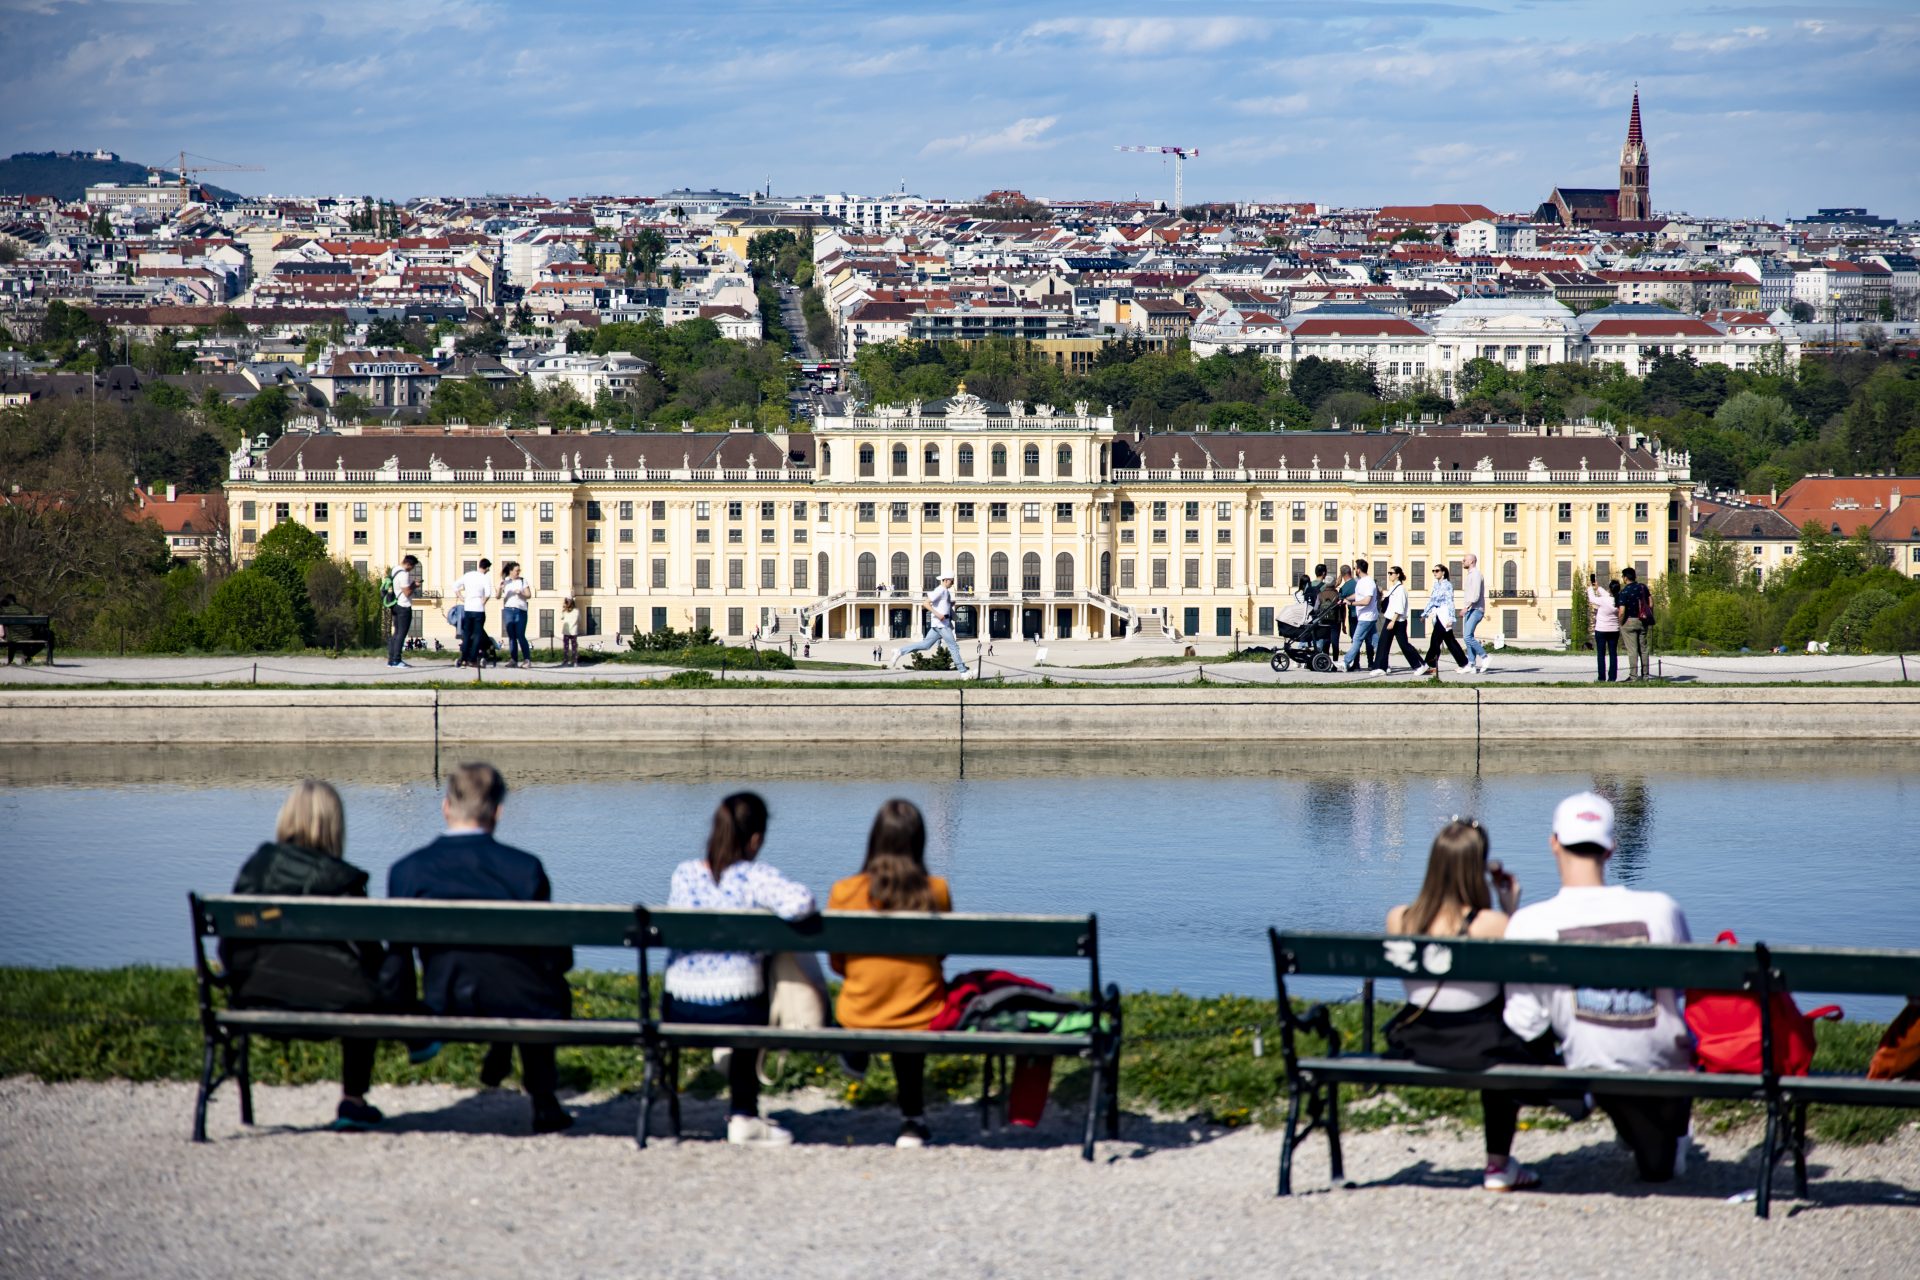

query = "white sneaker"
887;648;902;668
1476;658;1490;674
1483;1156;1540;1192
726;1114;794;1147
1673;1128;1692;1179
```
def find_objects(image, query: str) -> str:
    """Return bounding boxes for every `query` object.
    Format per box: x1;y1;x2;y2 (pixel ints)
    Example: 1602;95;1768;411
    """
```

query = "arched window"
958;444;975;477
1022;552;1042;593
923;551;941;589
990;552;1009;593
1023;444;1040;477
857;552;877;592
924;444;940;476
818;551;829;596
957;551;976;592
991;444;1007;477
1100;551;1112;594
891;443;908;477
1055;552;1074;593
820;441;831;472
890;551;910;592
858;444;874;478
1502;560;1518;594
1056;444;1072;477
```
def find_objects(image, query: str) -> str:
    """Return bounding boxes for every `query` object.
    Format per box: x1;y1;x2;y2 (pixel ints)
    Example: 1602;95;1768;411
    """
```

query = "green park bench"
638;908;1122;1160
189;896;1123;1159
1;612;55;665
1268;929;1920;1218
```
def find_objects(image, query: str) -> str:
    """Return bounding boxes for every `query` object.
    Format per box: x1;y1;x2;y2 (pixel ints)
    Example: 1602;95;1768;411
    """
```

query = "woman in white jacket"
1420;565;1472;678
1372;566;1425;674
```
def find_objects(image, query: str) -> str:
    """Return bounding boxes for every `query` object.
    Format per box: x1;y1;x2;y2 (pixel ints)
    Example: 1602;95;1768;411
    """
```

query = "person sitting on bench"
663;791;816;1147
389;763;575;1135
1503;792;1696;1182
220;779;391;1131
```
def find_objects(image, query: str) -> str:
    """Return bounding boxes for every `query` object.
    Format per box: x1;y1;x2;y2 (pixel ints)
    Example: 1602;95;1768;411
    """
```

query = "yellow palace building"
226;393;1692;649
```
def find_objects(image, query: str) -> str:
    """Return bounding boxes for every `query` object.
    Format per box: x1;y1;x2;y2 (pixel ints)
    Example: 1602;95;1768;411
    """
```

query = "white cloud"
1020;16;1266;56
1236;93;1310;116
923;115;1058;155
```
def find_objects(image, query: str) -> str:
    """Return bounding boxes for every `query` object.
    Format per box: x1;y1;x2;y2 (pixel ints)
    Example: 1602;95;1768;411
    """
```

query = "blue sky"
2;0;1915;217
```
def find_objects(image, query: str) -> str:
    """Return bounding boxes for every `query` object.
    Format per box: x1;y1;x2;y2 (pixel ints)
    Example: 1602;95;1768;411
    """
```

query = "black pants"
1423;622;1468;670
664;993;768;1115
843;1051;928;1116
342;1038;376;1097
1596;1094;1691;1181
387;606;411;663
1373;618;1422;671
459;612;485;664
1594;630;1619;681
479;1041;560;1103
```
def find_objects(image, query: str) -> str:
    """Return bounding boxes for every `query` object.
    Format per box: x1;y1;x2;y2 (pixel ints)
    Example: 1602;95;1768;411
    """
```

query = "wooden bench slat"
216;1010;641;1045
1777;1076;1920;1108
655;1024;1093;1055
1768;946;1920;997
1274;930;1757;990
200;896;639;948
1295;1056;1768;1100
645;908;1093;958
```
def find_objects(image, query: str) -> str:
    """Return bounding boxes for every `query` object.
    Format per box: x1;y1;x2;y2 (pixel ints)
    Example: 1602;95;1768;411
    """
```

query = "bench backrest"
194;895;640;948
1272;929;1757;993
642;908;1094;960
0;614;51;629
1767;946;1920;998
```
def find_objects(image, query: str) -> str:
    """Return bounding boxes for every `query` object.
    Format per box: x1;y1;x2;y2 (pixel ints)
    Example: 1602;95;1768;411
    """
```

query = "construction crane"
148;151;263;204
1115;145;1198;214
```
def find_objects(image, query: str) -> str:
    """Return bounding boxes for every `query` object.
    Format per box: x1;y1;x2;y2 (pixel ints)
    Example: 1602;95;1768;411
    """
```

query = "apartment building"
225;401;1691;650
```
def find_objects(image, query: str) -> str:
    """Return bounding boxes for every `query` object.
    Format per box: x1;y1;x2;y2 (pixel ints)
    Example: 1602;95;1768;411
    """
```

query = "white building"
1455;220;1538;257
1427;297;1582;394
524;350;652;403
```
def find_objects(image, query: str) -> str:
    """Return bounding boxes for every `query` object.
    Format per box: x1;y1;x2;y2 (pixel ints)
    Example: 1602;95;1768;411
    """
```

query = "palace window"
859;444;875;477
958;444;974;477
892;443;908;477
1055;502;1072;523
1023;444;1040;477
990;502;1008;521
1022;503;1041;523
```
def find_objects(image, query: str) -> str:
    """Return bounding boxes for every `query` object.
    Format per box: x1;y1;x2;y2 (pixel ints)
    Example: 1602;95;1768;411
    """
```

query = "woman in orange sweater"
829;798;950;1148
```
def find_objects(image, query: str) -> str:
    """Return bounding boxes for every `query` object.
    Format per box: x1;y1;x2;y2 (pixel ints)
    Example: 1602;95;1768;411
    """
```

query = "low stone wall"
2;686;1915;746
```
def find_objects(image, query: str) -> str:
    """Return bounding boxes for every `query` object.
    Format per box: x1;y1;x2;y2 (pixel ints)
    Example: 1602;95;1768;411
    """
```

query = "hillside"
0;151;242;202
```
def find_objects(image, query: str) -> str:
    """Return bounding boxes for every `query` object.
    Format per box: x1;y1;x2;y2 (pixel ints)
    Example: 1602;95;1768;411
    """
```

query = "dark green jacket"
220;841;386;1012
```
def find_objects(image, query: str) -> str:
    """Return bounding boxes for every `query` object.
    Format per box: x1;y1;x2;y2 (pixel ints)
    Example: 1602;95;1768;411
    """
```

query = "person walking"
829;799;951;1149
890;572;969;674
498;561;533;668
1420;565;1471;678
385;555;418;669
1459;553;1490;674
1342;559;1380;672
558;597;579;667
388;763;574;1135
1372;566;1424;675
664;792;817;1146
1589;574;1621;682
1335;565;1356;648
453;558;493;669
1615;568;1653;680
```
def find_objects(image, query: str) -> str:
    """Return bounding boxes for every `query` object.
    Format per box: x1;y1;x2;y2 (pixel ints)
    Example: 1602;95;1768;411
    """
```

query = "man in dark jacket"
388;762;574;1134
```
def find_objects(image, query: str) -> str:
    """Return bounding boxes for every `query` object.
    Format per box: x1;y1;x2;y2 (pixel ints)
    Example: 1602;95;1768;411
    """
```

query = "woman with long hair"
1371;566;1425;675
221;779;390;1131
1384;819;1542;1192
828;799;951;1148
498;561;532;668
664;791;816;1146
1419;564;1471;678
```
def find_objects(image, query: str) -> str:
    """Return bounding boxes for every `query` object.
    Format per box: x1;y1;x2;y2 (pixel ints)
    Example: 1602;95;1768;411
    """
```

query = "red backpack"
1684;931;1841;1076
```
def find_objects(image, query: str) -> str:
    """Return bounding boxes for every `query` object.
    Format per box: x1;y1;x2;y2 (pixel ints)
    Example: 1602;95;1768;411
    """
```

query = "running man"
891;573;970;674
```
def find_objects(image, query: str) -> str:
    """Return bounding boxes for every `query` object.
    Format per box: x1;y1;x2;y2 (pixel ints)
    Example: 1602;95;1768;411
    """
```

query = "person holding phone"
1588;573;1621;682
1385;819;1556;1192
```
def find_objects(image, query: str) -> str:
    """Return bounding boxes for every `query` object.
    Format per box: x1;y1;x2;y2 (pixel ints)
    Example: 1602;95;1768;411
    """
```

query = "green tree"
1864;594;1920;652
1827;589;1898;652
1689;531;1737;587
200;570;300;650
1713;391;1798;449
1674;589;1751;650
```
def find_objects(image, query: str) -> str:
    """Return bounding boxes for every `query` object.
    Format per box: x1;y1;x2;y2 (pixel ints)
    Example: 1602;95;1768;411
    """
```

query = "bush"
909;646;954;670
1864;593;1920;652
1827;590;1898;652
200;570;301;650
1673;589;1751;650
630;625;717;653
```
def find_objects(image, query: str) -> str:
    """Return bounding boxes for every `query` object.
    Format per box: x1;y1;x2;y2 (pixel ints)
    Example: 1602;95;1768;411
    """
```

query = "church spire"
1627;84;1644;146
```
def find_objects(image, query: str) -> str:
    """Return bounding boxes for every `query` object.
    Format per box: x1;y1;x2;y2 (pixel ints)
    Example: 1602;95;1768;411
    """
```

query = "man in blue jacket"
389;762;573;1133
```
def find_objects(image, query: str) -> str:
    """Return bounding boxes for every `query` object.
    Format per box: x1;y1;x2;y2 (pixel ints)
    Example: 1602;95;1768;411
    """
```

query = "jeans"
458;611;485;665
501;608;530;663
1595;630;1619;681
897;620;968;672
562;635;578;665
1621;617;1649;679
663;993;769;1115
1460;606;1486;664
1343;617;1378;669
387;606;411;663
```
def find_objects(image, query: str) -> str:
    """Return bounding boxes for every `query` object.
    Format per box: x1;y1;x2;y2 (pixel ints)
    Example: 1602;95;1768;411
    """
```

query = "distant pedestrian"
1420;565;1471;678
1372;566;1423;675
891;572;969;674
1336;565;1356;646
1342;559;1379;672
1459;553;1490;674
385;555;418;669
454;558;493;669
1589;574;1620;682
498;561;532;668
558;597;579;666
1615;568;1652;680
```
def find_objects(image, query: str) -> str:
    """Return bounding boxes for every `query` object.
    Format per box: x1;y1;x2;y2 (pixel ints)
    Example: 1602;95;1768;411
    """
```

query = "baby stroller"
1269;594;1343;674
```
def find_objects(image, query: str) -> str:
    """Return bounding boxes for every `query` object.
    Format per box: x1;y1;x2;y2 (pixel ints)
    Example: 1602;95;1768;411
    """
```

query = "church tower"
1618;87;1650;220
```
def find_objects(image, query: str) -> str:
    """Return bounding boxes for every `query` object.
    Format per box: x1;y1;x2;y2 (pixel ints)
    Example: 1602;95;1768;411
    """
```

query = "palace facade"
225;396;1692;649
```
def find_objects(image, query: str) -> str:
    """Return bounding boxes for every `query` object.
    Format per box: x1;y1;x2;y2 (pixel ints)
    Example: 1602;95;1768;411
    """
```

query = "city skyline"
2;0;1917;217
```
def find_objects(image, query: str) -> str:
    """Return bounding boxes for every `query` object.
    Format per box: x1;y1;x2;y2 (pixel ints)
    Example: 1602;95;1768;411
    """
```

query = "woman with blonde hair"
1384;819;1545;1191
221;779;390;1130
829;799;951;1148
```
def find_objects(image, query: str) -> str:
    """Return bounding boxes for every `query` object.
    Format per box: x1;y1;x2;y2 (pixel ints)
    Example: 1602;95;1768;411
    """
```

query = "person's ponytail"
863;799;935;912
706;791;769;882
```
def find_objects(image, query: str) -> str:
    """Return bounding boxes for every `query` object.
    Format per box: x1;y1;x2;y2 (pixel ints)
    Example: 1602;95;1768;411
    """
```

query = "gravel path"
3;1080;1916;1278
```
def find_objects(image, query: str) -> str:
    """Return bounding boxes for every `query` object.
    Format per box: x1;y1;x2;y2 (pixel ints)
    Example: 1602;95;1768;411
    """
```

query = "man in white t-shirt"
1503;791;1695;1182
890;572;970;674
386;555;418;668
453;558;494;668
1341;559;1379;671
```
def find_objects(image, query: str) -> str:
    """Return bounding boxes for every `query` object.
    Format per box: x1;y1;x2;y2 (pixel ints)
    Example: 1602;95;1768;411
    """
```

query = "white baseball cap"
1552;791;1616;853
